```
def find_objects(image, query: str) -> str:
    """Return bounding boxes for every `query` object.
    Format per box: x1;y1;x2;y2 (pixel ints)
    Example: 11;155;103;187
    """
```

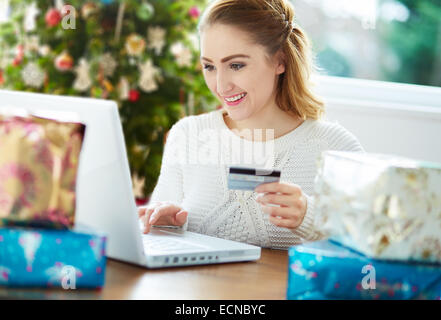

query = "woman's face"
200;23;285;122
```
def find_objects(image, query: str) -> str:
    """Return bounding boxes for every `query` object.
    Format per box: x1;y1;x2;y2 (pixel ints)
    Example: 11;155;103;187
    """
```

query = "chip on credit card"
227;167;281;191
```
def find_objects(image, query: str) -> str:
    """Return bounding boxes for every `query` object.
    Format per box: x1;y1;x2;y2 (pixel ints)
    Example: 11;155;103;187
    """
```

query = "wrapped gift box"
287;240;441;300
0;109;86;229
0;225;106;288
314;151;441;263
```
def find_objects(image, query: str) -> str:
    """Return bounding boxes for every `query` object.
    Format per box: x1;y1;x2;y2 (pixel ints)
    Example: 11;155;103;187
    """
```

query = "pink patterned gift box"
0;110;86;229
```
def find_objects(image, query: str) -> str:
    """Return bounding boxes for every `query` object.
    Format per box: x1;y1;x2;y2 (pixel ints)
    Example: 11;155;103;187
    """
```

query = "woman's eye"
203;63;244;72
231;63;245;71
203;64;215;71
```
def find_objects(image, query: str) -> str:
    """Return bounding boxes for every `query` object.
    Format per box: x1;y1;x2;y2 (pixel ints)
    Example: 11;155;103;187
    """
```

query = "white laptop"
0;90;261;268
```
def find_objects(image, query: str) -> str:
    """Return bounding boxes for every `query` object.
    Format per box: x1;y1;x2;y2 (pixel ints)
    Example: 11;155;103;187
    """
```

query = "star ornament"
170;42;193;68
147;26;166;55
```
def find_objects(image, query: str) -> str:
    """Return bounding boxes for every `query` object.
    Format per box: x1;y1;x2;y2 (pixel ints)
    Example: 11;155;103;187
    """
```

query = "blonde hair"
198;0;325;120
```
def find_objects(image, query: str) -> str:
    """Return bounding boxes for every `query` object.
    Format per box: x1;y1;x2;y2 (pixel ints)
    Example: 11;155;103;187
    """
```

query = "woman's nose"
216;72;233;95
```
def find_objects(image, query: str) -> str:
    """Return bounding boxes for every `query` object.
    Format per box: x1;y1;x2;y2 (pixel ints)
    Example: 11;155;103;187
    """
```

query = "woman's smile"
223;92;247;106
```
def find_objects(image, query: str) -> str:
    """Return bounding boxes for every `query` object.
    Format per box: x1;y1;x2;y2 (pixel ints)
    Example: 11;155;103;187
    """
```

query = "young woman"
138;0;364;249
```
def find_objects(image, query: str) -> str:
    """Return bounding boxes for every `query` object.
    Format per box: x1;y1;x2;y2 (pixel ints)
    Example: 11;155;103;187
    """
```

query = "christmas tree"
0;0;216;201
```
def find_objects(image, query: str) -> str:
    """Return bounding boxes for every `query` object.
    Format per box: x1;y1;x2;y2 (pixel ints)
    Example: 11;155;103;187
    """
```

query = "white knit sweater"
149;109;365;249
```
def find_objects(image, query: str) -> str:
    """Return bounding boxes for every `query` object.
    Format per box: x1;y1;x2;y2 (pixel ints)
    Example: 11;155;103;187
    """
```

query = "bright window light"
302;0;378;28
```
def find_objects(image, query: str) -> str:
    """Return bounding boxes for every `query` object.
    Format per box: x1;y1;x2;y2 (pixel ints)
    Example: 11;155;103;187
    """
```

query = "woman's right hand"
138;201;188;234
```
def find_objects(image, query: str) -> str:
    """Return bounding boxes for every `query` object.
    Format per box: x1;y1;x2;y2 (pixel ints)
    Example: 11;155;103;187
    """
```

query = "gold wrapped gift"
0;109;85;229
314;151;441;263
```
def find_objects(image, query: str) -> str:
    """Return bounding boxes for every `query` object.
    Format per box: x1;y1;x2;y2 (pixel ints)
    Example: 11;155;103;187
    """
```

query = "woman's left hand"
255;182;307;230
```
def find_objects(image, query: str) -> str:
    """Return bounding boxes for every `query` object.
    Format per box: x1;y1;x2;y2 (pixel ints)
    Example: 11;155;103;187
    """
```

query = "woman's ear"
274;50;286;75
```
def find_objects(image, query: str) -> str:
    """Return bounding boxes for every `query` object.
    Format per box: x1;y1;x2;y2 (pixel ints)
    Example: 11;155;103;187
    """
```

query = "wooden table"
0;249;289;300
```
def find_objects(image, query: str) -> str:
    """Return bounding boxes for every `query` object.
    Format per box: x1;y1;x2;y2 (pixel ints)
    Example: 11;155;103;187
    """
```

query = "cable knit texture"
150;109;365;249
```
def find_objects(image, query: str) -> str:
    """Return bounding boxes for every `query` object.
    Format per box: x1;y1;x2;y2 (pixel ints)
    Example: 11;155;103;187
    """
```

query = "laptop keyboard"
142;235;205;252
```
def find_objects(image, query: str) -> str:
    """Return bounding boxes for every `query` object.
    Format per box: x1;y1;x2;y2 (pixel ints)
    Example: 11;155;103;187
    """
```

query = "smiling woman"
198;0;325;127
138;0;365;249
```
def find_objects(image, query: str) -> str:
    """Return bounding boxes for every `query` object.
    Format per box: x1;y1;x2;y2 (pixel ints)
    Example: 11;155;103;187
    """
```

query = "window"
295;0;441;88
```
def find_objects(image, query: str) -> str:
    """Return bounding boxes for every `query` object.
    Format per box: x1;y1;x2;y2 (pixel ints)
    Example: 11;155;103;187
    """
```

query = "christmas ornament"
147;26;166;56
55;0;64;11
12;45;24;66
0;69;4;86
99;53;117;77
132;173;145;199
45;8;62;27
170;42;193;68
102;79;114;93
188;6;200;19
23;2;40;32
118;77;130;101
81;2;98;19
73;58;92;92
138;59;160;93
21;62;45;88
129;89;140;102
125;34;146;57
54;51;74;71
137;1;154;21
24;35;40;52
133;144;150;159
38;45;51;57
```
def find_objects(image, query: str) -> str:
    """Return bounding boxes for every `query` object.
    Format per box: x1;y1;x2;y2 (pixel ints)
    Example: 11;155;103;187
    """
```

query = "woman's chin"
224;106;250;122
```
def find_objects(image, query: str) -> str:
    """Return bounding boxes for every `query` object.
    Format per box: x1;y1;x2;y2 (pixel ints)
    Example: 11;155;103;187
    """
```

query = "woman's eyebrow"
201;54;251;63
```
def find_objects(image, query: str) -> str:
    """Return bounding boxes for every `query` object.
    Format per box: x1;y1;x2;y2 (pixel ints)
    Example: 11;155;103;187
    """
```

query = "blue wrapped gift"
287;240;441;300
0;226;107;289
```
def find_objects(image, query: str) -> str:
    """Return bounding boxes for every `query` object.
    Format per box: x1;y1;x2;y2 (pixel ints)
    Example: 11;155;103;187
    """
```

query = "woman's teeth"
225;93;246;102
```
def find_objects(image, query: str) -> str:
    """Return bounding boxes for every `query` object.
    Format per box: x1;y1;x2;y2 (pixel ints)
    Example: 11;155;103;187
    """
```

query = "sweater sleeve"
148;119;186;207
290;193;324;241
289;121;366;242
267;121;366;248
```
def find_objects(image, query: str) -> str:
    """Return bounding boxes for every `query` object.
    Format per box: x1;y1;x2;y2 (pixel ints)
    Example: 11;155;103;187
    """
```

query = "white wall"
313;76;441;163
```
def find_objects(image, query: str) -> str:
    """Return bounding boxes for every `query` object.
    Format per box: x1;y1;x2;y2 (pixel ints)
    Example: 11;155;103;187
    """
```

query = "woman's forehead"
200;24;264;61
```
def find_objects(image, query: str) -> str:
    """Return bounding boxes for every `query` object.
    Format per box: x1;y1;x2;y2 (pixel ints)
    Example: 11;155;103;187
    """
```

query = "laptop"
0;90;261;268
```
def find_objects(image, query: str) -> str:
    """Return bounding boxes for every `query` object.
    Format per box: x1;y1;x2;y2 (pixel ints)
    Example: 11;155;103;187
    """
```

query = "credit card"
227;167;281;191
